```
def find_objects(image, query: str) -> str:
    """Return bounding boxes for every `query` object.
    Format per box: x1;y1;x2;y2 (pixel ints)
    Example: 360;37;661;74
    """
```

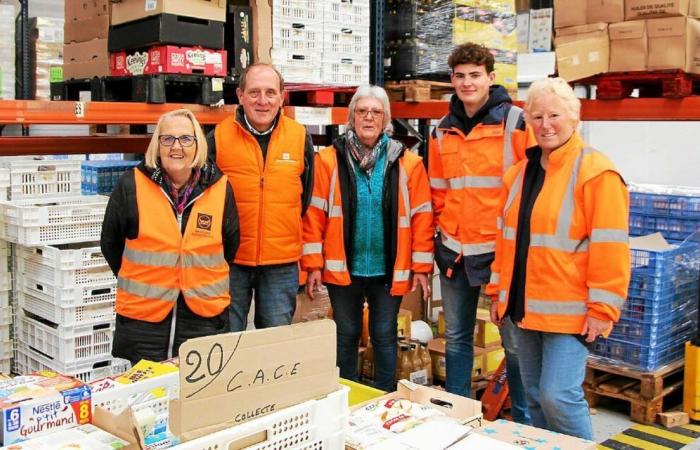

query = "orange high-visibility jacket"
485;133;631;334
302;140;434;296
116;169;231;322
429;104;535;256
215;114;306;266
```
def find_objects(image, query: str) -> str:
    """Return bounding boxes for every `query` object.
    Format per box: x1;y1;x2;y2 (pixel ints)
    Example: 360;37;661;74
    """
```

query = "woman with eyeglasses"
302;86;434;391
101;109;240;365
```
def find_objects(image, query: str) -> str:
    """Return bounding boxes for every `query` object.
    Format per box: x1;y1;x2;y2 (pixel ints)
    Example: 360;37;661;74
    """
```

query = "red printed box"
110;45;227;76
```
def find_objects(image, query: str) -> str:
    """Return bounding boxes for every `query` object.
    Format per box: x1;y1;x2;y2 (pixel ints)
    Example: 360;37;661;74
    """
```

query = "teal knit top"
350;138;387;277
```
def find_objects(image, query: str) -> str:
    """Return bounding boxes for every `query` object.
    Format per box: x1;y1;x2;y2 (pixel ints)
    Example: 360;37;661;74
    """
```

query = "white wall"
585;121;700;188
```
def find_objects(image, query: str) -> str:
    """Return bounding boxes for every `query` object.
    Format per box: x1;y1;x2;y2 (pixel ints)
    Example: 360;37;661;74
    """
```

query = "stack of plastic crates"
0;158;128;380
81;160;139;195
321;0;370;85
628;183;700;241
593;238;700;371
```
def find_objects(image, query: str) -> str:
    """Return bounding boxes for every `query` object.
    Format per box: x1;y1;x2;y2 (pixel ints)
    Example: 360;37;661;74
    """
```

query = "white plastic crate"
0;357;9;374
17;257;114;288
18;313;114;363
16;242;107;270
0;338;12;359
272;49;322;84
0;196;107;246
0;168;9;201
91;371;180;413
17;289;115;327
14;344;129;381
0;290;10;325
323;24;370;57
0;159;82;200
273;16;324;52
172;387;349;450
322;53;369;86
324;0;370;28
0;271;9;291
273;0;323;21
16;273;116;307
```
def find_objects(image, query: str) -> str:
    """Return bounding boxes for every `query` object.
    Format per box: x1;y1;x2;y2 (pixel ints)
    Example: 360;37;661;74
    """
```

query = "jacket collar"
546;131;585;169
334;134;405;166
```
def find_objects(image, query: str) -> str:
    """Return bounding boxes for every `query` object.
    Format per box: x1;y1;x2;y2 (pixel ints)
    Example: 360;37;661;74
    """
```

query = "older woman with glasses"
101;108;240;365
302;85;434;391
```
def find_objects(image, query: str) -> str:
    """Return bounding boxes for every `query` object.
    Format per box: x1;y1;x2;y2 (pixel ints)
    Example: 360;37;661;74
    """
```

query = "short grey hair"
347;85;393;134
525;77;581;122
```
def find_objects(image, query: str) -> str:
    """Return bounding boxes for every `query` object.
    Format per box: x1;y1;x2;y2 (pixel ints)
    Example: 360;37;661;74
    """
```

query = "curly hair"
448;43;495;73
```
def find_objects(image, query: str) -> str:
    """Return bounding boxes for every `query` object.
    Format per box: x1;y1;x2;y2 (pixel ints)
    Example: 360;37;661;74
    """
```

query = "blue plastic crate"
593;334;690;371
608;313;697;348
627;275;697;299
629;213;700;241
630;191;700;219
81;160;139;195
629;239;700;279
622;285;697;321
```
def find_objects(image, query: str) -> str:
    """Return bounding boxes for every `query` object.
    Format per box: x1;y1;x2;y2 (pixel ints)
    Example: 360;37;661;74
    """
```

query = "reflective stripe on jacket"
116;169;231;322
429;105;535;256
302;140;434;296
486;132;631;334
215;114;306;265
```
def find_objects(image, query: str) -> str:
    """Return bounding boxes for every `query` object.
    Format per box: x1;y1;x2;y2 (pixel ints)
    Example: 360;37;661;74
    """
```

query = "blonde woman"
101;108;239;364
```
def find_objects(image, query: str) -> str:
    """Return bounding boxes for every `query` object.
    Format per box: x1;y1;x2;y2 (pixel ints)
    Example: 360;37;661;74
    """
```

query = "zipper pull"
260;176;264;188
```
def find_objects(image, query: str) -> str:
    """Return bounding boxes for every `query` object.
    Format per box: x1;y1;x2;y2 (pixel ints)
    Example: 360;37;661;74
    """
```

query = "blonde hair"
145;108;208;170
347;85;393;135
525;77;581;122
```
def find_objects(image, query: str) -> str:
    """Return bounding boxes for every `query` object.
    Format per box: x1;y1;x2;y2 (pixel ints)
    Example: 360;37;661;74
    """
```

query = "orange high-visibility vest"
116;169;231;322
302;145;434;296
486;133;631;334
429;106;535;256
215;114;306;266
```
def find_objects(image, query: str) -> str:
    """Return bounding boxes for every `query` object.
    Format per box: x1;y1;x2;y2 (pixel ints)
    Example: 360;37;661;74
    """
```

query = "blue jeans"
513;326;593;440
440;270;480;397
499;317;532;425
327;277;402;392
228;263;298;332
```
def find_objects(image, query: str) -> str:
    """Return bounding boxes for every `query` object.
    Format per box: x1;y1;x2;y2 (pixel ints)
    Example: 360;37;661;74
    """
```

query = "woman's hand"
490;300;503;326
411;273;431;301
305;269;323;300
581;316;612;343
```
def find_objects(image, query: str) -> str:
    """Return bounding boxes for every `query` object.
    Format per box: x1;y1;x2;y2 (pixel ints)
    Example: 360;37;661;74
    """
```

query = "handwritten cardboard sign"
170;319;338;441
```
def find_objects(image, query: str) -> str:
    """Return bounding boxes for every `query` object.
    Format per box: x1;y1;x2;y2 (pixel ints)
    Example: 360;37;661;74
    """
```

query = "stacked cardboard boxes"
63;0;110;79
107;0;227;77
554;0;700;80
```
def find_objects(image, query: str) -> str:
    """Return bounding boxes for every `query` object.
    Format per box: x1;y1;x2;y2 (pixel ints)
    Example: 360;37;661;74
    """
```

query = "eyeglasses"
158;135;197;147
355;108;385;118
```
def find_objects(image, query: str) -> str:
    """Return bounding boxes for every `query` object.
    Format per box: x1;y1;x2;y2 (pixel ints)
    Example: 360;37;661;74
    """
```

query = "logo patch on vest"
196;213;213;235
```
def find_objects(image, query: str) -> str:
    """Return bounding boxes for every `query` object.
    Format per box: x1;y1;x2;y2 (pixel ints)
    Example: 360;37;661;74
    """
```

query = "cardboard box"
692;0;700;17
555;22;609;80
397;309;412;340
108;13;225;51
587;0;625;23
529;8;553;52
2;423;131;449
476;419;597;449
63;38;110;79
609;20;647;71
110;0;226;26
65;0;110;21
475;308;501;347
226;5;253;77
95;320;339;445
400;286;424;321
482;344;506;374
517;12;530;52
110;45;227;76
64;15;110;43
437;310;445;337
347;380;483;450
554;0;587;28
647;16;700;73
250;0;272;64
428;338;485;382
626;0;689;19
0;373;92;445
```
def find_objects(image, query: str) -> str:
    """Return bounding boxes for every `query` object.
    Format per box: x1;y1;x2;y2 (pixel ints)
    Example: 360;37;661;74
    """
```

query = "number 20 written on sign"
182;334;302;400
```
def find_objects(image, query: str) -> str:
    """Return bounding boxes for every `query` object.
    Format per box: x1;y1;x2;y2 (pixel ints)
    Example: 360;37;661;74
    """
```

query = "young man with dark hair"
429;42;534;424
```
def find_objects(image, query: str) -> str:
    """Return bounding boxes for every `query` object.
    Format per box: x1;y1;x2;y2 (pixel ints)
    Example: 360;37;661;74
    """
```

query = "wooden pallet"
578;70;700;99
584;358;685;424
385;80;454;102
